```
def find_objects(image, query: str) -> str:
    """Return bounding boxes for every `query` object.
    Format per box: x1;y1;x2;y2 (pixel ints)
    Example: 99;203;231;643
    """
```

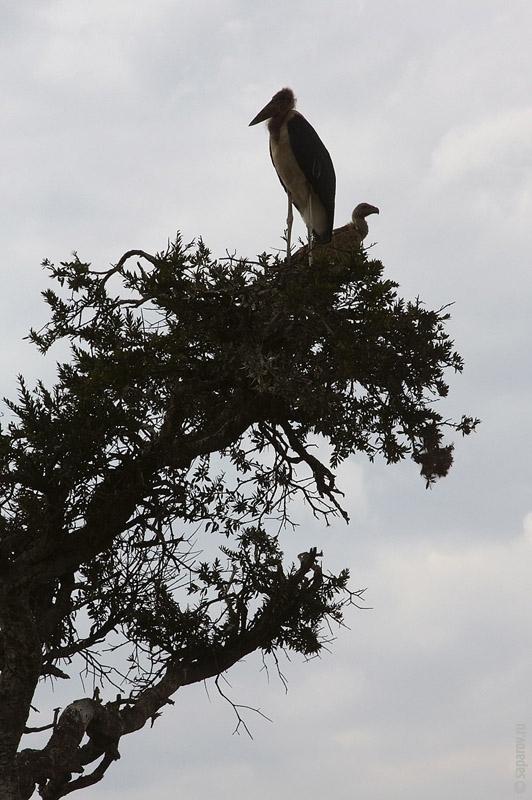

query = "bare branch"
215;674;272;738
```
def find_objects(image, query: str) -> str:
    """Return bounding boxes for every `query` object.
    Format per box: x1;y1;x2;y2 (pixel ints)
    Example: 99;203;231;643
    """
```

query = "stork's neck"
268;109;297;141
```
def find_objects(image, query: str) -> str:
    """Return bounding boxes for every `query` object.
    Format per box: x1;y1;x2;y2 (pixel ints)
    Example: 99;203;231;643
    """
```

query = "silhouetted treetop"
0;235;477;799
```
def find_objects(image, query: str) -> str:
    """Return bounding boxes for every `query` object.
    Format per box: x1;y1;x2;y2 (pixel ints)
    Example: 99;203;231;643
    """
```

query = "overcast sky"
2;1;532;798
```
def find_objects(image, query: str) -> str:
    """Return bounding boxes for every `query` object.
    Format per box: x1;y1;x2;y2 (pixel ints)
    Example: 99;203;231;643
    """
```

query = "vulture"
292;202;379;262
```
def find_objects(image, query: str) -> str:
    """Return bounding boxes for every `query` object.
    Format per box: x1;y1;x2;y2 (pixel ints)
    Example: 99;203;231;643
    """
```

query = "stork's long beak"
249;101;276;126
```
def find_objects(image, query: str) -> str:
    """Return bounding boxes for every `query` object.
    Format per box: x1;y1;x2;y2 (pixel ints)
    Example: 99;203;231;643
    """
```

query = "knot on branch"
297;547;324;588
34;698;124;799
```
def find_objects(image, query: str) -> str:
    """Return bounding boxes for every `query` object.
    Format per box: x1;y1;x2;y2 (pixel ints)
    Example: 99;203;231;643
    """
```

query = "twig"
214;674;272;738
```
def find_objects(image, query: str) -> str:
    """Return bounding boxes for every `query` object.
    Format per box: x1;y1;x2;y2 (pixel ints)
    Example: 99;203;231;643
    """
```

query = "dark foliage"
0;236;478;799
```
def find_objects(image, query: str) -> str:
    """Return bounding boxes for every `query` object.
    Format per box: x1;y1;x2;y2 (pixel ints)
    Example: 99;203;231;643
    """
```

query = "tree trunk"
0;596;42;800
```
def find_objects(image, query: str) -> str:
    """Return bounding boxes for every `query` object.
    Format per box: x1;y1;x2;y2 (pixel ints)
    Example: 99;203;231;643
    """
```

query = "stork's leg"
286;193;293;263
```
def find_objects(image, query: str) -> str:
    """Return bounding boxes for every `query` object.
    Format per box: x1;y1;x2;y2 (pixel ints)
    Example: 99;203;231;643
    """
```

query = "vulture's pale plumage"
292;202;379;262
336;203;380;246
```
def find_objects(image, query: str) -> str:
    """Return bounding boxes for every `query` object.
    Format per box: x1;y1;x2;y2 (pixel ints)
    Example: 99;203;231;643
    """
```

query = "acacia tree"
0;236;477;799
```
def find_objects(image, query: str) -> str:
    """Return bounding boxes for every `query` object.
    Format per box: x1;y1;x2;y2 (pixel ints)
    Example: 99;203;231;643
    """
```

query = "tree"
0;236;477;799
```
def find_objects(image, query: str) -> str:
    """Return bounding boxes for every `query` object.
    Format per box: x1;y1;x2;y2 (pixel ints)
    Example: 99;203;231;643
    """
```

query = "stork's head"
352;203;380;221
249;87;296;126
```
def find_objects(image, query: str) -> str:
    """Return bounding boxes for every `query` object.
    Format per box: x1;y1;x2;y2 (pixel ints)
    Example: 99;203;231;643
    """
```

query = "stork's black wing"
286;112;336;242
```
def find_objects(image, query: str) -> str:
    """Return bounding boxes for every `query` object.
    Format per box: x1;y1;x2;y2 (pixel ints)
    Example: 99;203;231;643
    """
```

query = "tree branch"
17;548;326;797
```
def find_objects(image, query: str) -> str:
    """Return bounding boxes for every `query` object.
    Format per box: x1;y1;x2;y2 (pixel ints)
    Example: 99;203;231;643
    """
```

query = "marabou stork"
249;87;336;263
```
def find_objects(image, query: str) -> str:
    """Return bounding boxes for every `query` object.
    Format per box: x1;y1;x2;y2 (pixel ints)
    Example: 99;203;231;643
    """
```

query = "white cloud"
430;107;532;183
523;511;532;541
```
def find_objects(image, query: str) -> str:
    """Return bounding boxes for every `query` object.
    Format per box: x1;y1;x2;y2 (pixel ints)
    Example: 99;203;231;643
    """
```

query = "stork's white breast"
270;125;327;235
